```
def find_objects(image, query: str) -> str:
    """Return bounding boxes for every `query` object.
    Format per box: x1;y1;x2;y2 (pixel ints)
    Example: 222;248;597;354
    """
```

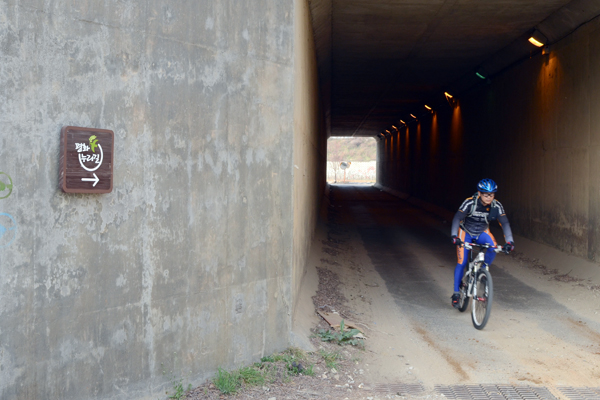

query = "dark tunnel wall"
377;15;600;262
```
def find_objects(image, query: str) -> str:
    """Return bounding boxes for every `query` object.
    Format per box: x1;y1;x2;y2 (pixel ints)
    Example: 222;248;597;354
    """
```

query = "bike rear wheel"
471;268;493;330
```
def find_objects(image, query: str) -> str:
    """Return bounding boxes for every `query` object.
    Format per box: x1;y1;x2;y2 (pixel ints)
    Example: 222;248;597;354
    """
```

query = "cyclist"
450;179;514;308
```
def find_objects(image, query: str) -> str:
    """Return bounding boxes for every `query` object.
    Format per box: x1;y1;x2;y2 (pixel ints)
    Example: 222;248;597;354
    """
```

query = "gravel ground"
184;265;374;399
184;338;372;400
182;213;390;400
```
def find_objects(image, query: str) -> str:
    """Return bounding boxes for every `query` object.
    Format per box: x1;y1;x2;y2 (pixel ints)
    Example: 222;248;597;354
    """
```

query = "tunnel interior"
4;2;600;397
312;0;600;261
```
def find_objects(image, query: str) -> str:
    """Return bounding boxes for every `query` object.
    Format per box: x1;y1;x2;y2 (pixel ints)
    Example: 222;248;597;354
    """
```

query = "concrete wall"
0;1;302;399
377;15;600;262
292;0;327;313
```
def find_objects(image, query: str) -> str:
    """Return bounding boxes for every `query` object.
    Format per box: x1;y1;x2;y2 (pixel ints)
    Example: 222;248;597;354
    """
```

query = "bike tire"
457;276;469;312
471;268;493;330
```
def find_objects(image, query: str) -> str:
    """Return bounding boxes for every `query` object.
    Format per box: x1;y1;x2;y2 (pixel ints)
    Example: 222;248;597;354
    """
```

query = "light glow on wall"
430;112;439;154
450;102;463;153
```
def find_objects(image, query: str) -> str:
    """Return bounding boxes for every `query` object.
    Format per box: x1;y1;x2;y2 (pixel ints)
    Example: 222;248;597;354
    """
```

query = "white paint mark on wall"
205;17;214;30
116;274;127;287
201;63;225;88
112;328;128;346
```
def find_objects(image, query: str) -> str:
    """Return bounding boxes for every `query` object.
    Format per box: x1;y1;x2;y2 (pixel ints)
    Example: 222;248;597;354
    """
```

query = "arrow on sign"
81;173;99;187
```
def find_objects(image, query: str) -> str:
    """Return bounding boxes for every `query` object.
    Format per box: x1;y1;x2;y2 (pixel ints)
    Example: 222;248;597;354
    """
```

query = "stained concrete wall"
0;1;311;399
377;15;600;262
292;0;327;311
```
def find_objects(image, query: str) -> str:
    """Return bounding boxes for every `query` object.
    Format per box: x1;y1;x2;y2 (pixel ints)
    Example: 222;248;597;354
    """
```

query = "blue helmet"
477;179;497;193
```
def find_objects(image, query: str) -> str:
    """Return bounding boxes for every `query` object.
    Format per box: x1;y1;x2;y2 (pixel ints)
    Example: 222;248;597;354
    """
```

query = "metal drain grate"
435;385;557;400
558;387;600;400
370;383;425;395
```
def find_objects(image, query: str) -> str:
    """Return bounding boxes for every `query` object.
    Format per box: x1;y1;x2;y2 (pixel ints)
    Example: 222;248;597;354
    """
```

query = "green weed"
215;348;316;395
319;350;341;369
316;320;364;347
213;367;240;394
303;364;315;376
239;366;265;386
168;378;191;400
161;357;191;400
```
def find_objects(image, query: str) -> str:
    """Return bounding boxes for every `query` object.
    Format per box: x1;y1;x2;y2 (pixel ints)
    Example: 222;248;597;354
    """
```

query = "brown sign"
59;126;114;193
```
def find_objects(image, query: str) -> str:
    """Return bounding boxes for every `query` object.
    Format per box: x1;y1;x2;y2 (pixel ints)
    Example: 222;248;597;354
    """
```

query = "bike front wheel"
457;276;469;312
471;268;493;330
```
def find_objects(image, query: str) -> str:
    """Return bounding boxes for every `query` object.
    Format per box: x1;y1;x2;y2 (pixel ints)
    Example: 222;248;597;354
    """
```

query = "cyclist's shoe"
451;292;460;308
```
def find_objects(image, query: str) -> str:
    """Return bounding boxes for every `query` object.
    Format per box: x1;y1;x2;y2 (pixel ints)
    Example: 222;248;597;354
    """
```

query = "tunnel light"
445;91;456;106
391;125;398;131
399;120;406;126
528;29;547;47
424;105;432;111
410;114;417;119
475;68;487;80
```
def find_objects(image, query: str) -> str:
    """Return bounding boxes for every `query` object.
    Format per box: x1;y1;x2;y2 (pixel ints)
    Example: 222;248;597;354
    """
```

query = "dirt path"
190;184;600;400
295;184;600;398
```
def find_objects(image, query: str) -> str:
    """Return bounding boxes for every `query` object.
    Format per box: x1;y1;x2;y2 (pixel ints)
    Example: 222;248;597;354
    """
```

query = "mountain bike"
455;242;508;330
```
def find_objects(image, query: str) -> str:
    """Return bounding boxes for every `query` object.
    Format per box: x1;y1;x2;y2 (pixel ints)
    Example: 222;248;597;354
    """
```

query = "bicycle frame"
464;245;487;299
458;242;507;329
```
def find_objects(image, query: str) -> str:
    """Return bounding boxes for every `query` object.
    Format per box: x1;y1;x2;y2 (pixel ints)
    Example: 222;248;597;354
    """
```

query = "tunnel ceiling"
310;0;600;137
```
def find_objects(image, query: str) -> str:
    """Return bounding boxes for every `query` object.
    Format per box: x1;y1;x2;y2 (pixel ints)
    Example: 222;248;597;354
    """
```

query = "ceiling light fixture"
528;29;547;47
444;91;457;106
475;68;487;80
424;105;432;110
410;114;417;119
399;120;406;125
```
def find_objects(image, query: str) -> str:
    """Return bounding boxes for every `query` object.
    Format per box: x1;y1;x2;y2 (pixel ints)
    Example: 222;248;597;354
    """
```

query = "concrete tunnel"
2;0;600;398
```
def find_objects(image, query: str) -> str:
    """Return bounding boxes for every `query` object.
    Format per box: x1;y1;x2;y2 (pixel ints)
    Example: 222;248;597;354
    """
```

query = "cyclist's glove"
452;235;463;246
503;241;514;253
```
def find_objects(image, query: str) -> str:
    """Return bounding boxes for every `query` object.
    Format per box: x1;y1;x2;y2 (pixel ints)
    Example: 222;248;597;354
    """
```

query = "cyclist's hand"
503;241;514;253
452;235;463;246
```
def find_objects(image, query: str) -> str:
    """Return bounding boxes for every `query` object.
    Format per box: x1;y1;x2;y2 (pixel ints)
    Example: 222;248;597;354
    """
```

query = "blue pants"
454;228;497;292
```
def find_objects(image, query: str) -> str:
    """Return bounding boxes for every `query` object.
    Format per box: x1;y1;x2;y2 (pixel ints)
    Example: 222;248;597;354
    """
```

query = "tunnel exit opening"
326;136;376;184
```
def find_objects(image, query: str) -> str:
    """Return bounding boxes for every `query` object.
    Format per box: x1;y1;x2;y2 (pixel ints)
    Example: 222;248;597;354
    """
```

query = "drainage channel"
435;385;556;399
557;387;600;400
369;384;600;399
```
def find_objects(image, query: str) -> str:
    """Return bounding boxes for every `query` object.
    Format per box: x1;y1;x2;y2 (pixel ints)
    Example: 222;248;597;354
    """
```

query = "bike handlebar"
461;242;509;254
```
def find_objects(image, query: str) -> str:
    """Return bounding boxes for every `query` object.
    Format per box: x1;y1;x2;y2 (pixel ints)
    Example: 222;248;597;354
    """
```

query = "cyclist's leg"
453;229;470;291
477;229;497;267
